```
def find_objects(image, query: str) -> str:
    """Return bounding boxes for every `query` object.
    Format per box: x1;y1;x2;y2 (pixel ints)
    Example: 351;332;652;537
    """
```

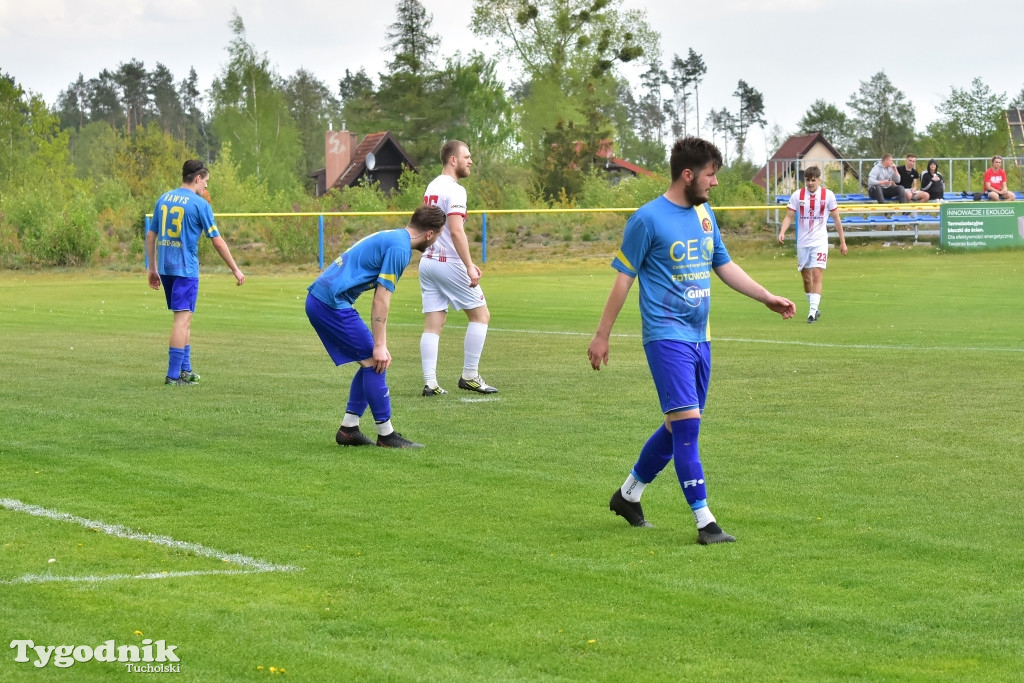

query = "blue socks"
632;424;673;484
167;347;185;379
671;418;707;507
182;344;192;372
346;366;369;416
361;367;392;423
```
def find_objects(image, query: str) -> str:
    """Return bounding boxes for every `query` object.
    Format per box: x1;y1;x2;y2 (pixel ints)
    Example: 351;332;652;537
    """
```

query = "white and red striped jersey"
786;186;837;249
422;174;468;263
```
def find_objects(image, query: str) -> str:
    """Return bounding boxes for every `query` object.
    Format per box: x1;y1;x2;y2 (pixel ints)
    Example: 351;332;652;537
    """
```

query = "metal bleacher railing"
763;155;1024;241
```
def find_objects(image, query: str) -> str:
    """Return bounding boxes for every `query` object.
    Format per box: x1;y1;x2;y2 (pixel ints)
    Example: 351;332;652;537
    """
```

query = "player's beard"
683;177;709;206
456;163;471;180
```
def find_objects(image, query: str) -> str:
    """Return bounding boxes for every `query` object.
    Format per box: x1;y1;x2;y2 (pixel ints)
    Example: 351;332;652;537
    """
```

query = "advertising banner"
941;203;1024;248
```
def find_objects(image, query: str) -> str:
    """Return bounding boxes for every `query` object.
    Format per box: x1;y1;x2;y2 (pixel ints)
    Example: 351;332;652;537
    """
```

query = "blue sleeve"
612;211;650;277
148;201;161;234
709;210;731;268
199;201;220;239
376;247;410;293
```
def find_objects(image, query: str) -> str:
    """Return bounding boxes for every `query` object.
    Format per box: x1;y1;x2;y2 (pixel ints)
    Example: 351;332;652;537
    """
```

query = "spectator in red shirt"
984;156;1015;201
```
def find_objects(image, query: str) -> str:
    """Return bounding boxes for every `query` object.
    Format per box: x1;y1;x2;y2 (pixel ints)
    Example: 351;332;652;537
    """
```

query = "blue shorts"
305;293;373;366
643;339;711;414
160;275;199;312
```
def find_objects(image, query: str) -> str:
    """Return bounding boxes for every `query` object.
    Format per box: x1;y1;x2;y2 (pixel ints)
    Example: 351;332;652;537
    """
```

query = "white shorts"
418;256;487;313
796;245;828;271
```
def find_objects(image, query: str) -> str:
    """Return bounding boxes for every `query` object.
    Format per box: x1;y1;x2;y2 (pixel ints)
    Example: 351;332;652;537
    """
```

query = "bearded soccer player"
588;137;795;544
146;160;244;386
776;166;848;323
418;140;497;396
307;205;446;449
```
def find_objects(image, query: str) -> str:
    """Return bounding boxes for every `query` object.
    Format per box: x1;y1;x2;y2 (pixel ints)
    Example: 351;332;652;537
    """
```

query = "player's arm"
830;208;848;255
713;261;795;319
210;235;245;286
145;229;160;290
777;208;796;243
369;285;393;374
447;213;481;287
588;271;636;370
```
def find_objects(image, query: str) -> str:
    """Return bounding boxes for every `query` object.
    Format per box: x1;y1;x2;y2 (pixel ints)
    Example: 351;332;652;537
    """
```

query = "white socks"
808;293;821;315
462;322;488;379
420;333;440;387
620;474;648;503
341;412;361;428
375;419;394;436
693;506;716;529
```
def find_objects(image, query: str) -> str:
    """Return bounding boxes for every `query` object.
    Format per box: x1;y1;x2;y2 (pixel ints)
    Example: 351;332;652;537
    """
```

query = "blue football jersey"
148;188;220;277
612;195;731;344
308;228;413;309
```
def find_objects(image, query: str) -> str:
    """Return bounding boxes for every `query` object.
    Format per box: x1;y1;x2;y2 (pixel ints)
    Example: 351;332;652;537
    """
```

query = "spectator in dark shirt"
896;154;930;202
920;159;944;201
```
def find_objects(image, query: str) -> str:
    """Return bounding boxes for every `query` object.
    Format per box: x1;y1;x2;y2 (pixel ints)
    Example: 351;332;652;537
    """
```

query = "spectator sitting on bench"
920;159;944;201
868;154;908;203
897;154;930;202
984;155;1015;201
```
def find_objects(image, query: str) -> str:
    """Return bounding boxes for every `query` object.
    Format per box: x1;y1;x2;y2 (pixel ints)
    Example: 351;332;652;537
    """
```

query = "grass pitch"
1;245;1023;680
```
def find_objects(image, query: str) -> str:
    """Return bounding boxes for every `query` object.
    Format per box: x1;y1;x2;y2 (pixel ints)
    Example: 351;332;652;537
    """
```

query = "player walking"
146;160;244;386
588;137;795;544
418;140;497;396
776;166;848;323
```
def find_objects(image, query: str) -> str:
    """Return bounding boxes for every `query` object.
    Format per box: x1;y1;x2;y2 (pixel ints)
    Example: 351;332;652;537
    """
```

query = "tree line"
2;0;1023;268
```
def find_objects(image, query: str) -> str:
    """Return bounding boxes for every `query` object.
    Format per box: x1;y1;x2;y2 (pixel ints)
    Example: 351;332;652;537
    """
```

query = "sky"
3;0;1023;164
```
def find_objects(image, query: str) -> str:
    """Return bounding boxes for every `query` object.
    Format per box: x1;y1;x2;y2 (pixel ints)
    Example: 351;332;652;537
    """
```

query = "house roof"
592;139;653;177
752;132;844;187
332;131;417;189
603;156;653;177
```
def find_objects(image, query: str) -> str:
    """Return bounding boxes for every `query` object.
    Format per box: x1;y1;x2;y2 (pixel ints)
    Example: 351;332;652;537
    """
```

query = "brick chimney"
325;130;359;189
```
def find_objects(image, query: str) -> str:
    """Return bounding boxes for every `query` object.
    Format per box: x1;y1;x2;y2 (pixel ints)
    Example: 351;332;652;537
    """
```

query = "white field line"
392;323;1024;354
0;498;300;585
2;570;266;586
459;397;501;403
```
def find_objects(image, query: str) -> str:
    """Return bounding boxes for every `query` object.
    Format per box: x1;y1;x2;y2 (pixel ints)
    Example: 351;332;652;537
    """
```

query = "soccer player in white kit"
776;166;848;323
419;140;497;395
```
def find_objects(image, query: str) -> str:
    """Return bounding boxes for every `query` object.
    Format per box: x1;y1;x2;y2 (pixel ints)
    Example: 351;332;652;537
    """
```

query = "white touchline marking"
2;570;267;586
0;498;301;585
459;397;500;403
391;323;1024;353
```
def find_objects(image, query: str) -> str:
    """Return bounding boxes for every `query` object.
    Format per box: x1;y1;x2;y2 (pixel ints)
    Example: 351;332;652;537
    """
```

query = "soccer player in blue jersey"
146;160;245;386
587;137;796;544
307;205;446;449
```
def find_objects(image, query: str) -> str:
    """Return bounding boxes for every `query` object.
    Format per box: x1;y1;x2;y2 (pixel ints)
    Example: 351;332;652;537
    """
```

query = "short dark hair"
440;140;467;165
992;155;1003;163
803;166;821;181
409;205;446;233
182;160;208;184
669;137;723;182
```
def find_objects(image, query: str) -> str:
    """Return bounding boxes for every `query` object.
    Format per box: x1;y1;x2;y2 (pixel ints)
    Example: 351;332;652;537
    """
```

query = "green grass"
1;246;1023;680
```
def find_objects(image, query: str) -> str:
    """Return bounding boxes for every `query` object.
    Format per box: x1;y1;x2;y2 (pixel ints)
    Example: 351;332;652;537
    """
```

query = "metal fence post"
482;212;487;264
318;215;324;270
144;215;150;269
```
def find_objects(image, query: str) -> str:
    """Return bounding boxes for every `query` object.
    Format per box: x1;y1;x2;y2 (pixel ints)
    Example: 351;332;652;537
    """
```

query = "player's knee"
466;306;490;324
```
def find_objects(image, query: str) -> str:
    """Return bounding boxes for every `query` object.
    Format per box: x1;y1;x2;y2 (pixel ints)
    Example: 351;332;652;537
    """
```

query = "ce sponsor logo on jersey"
670;236;716;263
